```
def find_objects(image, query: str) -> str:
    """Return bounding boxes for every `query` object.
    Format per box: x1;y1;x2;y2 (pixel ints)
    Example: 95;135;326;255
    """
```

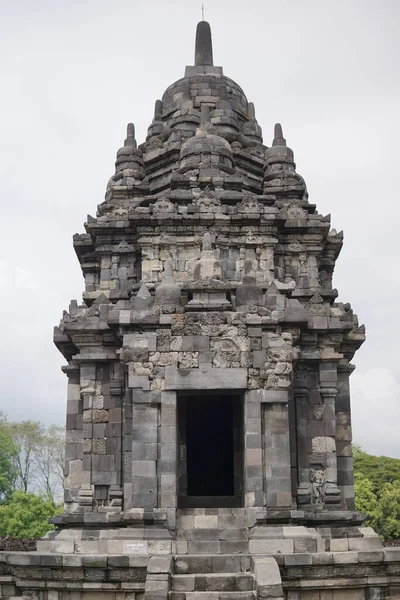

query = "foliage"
354;446;400;541
353;444;400;497
0;413;18;503
32;425;65;501
0;491;61;539
3;417;65;503
354;472;378;521
374;481;400;541
8;421;44;494
0;413;65;538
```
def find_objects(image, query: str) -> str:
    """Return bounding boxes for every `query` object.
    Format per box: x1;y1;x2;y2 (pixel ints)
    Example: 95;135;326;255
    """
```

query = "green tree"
374;481;400;542
0;491;60;539
8;421;43;493
32;425;65;502
353;445;400;498
354;446;400;541
0;413;17;502
354;472;378;523
5;420;65;503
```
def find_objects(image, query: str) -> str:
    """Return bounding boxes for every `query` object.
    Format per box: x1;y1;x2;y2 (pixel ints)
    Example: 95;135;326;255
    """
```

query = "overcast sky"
0;0;399;457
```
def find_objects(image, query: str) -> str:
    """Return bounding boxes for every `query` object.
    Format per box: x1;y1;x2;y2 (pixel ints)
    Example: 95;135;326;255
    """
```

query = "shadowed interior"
186;394;235;497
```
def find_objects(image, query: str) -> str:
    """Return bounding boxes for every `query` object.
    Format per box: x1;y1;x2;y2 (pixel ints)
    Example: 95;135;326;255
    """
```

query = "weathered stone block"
249;539;294;554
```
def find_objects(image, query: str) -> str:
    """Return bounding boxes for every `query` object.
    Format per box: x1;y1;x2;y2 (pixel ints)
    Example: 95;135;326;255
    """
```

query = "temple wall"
60;301;358;517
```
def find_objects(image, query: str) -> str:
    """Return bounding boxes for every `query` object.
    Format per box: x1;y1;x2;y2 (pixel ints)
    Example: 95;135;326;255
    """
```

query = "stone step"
177;509;247;515
177;511;247;532
172;573;254;592
178;528;249;541
170;592;256;600
174;554;252;574
185;541;249;554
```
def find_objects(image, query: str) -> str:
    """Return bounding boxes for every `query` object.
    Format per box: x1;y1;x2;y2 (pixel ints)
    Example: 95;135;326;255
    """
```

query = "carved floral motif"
307;293;326;314
288;241;304;252
152;196;175;213
104;206;129;219
287;204;307;218
237;195;262;213
194;186;221;209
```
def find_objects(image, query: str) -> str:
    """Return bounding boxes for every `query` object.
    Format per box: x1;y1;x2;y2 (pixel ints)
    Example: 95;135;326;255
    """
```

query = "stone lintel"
73;351;118;362
246;389;288;403
164;365;247;390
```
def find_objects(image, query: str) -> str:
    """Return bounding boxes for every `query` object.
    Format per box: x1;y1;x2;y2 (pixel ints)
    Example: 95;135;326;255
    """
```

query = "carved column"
76;361;122;511
294;386;312;506
261;331;297;508
77;362;97;512
316;362;341;505
78;370;95;511
319;386;341;505
336;361;356;510
63;362;85;513
108;364;124;510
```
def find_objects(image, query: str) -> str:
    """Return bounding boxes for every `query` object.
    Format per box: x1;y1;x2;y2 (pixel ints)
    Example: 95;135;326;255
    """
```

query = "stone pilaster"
244;389;264;507
294;386;312;506
131;394;159;509
74;362;122;511
319;386;341;505
336;361;356;509
159;391;177;508
263;390;292;508
63;362;84;512
107;363;124;510
311;362;341;506
75;362;96;511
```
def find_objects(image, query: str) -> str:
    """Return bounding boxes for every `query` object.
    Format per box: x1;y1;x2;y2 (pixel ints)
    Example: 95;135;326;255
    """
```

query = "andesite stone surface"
2;20;400;600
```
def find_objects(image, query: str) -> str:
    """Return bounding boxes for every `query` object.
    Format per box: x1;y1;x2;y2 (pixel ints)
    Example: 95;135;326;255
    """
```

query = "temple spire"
195;21;214;66
272;123;286;147
124;123;137;148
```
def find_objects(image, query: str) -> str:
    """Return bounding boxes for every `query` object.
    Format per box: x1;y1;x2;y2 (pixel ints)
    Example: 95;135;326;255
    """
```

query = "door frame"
177;391;244;508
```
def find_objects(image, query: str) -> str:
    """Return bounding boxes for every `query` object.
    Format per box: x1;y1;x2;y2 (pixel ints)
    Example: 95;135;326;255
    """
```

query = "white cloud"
15;267;39;291
0;0;399;457
351;368;400;457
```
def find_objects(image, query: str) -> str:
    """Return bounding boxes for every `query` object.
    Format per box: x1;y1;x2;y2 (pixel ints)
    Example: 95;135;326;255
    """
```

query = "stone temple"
2;19;400;600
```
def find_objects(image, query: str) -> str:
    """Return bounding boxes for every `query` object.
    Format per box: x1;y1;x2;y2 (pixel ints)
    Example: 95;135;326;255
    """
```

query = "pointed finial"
137;283;151;298
202;2;204;21
154;99;162;120
124;123;137;148
272;123;286;147
195;21;214;66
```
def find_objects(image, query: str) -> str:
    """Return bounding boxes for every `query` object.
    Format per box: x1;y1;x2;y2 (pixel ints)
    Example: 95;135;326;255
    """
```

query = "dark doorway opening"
187;395;234;496
178;393;243;508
